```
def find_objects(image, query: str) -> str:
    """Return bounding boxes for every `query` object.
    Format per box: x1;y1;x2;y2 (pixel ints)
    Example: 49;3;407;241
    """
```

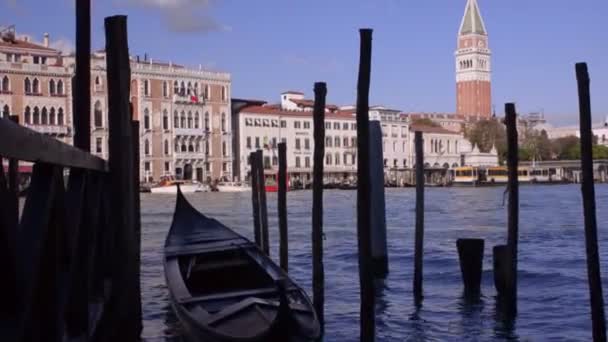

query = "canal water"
140;185;608;341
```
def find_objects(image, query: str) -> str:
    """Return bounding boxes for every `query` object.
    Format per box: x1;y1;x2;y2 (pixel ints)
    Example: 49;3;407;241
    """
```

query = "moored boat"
216;182;250;192
164;188;322;342
150;176;206;194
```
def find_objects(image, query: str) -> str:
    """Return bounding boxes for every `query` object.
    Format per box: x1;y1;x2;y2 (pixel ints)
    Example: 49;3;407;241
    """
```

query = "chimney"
43;33;49;48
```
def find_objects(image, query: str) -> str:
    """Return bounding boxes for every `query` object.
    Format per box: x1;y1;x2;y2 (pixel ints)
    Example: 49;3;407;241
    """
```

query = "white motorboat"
150;178;206;194
215;182;250;192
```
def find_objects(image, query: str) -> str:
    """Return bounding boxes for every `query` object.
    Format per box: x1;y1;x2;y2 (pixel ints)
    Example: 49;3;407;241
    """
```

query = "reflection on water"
141;185;608;341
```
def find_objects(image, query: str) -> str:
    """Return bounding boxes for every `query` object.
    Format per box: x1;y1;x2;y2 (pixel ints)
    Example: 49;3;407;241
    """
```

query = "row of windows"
244;118;287;128
325;121;356;131
246;136;287;150
326;136;357;148
143;138;226;157
22;106;66;125
141;80;228;101
429;139;458;154
459;58;488;70
245;136;358;150
243;118;356;131
246;154;356;169
381;124;408;138
0;76;65;95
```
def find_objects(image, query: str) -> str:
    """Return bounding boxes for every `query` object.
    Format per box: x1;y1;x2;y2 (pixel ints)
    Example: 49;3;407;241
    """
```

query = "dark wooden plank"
132;119;142;332
15;163;64;341
250;151;262;248
257;149;269;255
73;0;91;151
95;15;141;340
278;142;288;272
504;103;519;316
355;28;375;341
414;131;424;303
312;82;326;327
0;119;108;171
576;62;607;342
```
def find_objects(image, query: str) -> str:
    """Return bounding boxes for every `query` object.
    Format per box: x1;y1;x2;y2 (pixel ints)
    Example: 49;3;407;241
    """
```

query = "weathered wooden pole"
100;15;141;339
413;131;424;303
74;0;91;151
312;82;326;327
250;151;262;248
256;149;269;255
576;62;607;342
355;28;375;341
493;244;508;296
369;120;388;278
457;238;484;297
504;103;519;316
8;115;19;226
131;118;142;329
278;142;288;272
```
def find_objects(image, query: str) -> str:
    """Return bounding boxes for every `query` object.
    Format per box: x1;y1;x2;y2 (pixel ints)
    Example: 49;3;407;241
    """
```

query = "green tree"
552;136;580;160
593;145;608;159
521;129;553;161
465;119;507;162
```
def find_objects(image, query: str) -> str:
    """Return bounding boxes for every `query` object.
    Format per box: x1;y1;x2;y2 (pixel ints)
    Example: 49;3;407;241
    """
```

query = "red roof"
410;123;459;135
241;105;356;120
0;38;58;53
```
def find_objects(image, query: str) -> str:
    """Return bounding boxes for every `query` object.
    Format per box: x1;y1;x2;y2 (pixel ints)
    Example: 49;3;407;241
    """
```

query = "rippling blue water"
140;185;608;341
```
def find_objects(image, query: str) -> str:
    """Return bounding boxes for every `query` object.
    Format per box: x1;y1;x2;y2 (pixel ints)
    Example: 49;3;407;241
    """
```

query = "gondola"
164;187;322;342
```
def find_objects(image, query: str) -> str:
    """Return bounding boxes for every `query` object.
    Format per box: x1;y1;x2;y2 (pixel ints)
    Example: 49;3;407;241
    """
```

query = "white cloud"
50;37;75;54
120;0;230;33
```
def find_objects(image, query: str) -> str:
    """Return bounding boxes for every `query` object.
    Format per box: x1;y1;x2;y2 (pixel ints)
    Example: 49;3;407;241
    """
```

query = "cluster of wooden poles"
247;29;606;341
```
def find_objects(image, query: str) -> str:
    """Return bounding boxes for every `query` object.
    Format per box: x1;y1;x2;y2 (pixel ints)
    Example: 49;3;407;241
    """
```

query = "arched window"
33;107;40;124
195;141;200;152
204;112;209;131
188;144;194;152
24;106;31;124
162;109;169;130
194;112;200;129
335;152;340;165
175;142;179;153
222;141;227;156
343;152;348;165
194;82;198;96
187;111;193;129
221;113;226;132
57;80;64;95
144;79;150;96
164;140;169;155
2;104;9;119
58;108;64;125
49;107;56;125
24;78;31;93
94;101;103;128
41;107;48;125
174;110;179;128
205;140;210;155
173;81;179;94
447;140;451;153
49;79;56;95
144;108;150;130
204;84;209;99
221;86;226;101
180;81;185;95
162;81;168;97
455;141;459;153
325;153;332;165
95;76;101;86
1;76;9;92
144;139;150;155
180;111;186;128
187;82;192;95
32;78;39;94
181;144;187;153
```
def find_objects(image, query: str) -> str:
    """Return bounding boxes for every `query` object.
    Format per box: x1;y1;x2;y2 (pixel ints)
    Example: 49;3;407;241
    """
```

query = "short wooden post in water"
278;142;288;272
256;149;269;255
504;103;519;316
457;238;484;296
101;15;141;339
250;151;262;248
312;82;326;327
356;28;375;341
414;131;424;303
576;62;607;342
369;120;388;278
493;244;509;296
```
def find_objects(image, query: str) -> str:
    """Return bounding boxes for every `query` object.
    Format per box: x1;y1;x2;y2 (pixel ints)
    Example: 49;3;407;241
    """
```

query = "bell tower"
456;0;492;118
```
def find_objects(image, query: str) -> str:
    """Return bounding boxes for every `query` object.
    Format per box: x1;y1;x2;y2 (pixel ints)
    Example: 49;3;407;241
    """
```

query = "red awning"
2;164;34;174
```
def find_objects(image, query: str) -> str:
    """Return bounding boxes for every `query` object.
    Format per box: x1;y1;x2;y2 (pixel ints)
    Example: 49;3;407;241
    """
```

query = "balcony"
173;94;205;106
25;124;71;136
174;127;206;136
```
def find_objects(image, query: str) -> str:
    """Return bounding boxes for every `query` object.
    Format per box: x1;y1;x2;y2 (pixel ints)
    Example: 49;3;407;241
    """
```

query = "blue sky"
1;0;607;125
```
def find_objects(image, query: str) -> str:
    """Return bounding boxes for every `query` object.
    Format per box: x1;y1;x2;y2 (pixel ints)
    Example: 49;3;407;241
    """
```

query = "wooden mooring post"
369;120;388;278
312;82;326;327
97;15;141;339
74;0;91;152
504;103;519;316
250;151;262;248
8;115;19;226
575;62;607;342
356;28;375;341
414;131;424;304
256;149;270;255
457;238;484;297
278;142;288;272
